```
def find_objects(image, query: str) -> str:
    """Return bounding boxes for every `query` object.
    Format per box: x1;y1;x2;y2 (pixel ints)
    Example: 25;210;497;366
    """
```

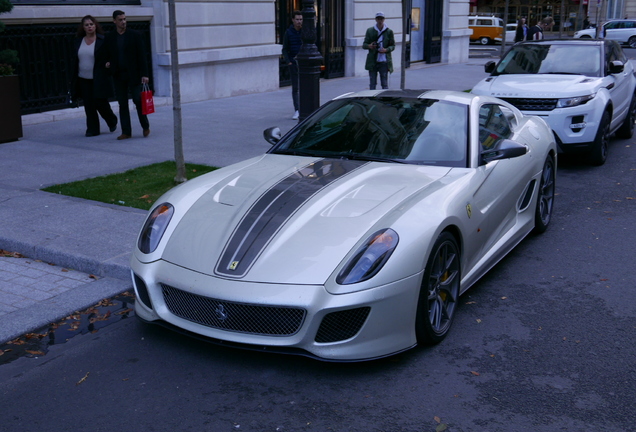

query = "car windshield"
271;97;468;167
494;44;602;77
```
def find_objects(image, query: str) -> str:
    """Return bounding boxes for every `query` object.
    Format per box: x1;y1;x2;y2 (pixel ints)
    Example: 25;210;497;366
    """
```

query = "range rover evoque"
472;39;636;165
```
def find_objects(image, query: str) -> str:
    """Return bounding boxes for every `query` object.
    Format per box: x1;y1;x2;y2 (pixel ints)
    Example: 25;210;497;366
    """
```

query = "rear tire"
533;156;555;234
480;37;491;45
589;110;610;166
616;95;636;139
629;36;636;48
415;232;461;345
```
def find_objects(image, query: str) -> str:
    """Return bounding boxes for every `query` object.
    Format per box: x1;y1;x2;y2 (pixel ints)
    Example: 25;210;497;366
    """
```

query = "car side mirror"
481;139;527;164
263;127;282;145
608;60;624;74
484;61;496;74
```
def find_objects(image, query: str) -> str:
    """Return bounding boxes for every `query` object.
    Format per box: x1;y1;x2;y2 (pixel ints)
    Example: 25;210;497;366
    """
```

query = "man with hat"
362;12;395;90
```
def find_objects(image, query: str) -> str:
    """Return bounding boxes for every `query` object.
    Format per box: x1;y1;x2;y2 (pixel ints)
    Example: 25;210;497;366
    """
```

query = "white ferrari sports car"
131;90;557;361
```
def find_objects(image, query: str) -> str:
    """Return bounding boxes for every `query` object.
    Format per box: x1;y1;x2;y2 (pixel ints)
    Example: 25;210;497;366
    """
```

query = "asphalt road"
1;142;635;431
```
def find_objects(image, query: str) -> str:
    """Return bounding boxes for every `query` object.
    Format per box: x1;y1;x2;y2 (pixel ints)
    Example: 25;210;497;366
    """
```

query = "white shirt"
78;38;95;79
375;24;389;63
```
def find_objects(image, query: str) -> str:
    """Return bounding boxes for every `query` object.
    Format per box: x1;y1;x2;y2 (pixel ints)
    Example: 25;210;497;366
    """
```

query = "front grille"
500;97;558;112
315;307;371;343
161;284;306;336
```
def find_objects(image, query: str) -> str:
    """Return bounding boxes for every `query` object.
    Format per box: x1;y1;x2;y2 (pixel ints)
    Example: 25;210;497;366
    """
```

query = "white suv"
574;20;636;48
471;39;636;165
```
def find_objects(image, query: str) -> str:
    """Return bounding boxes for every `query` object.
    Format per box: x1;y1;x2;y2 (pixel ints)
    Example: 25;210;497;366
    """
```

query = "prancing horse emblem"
466;203;472;218
214;304;228;322
229;261;239;270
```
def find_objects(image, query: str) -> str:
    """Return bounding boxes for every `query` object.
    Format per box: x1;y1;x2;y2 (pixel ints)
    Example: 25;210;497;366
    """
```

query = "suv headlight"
138;203;174;254
336;229;399;285
557;94;595;108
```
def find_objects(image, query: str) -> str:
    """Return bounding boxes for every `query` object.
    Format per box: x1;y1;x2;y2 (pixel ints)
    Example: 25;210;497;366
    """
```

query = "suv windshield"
271;97;468;167
495;43;602;77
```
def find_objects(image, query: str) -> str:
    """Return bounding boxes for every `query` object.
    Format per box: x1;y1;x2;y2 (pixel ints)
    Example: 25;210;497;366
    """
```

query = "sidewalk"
0;61;491;344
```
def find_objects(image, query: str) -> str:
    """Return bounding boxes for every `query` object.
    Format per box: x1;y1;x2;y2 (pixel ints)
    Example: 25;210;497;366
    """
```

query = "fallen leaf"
138;194;150;199
116;308;133;315
465;301;476;304
61;268;69;272
25;350;45;356
476;319;482;323
434;416;441;423
501;296;507;300
89;274;98;279
77;372;89;385
436;423;448;432
471;371;480;376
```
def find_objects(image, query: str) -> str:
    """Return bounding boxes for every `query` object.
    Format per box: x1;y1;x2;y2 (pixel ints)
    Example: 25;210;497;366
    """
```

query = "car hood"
161;155;454;285
472;74;603;98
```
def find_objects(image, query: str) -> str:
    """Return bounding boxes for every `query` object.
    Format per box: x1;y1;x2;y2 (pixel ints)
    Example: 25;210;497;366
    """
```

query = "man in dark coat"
362;12;395;90
282;10;302;120
528;17;553;40
105;10;150;140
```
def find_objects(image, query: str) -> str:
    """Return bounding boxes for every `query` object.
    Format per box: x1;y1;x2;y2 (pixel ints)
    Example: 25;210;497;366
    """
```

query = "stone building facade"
3;0;471;104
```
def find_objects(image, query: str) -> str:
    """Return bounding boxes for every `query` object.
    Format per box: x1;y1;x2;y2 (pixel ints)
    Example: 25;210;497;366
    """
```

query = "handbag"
141;83;155;115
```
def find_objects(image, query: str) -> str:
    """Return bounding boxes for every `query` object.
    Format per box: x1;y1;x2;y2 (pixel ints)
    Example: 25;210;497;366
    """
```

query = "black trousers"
79;77;117;135
114;79;149;136
289;62;299;111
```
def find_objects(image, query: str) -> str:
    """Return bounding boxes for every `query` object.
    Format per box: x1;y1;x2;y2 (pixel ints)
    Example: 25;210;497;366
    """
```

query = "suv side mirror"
485;61;497;74
481;139;527;164
608;60;625;74
263;127;282;145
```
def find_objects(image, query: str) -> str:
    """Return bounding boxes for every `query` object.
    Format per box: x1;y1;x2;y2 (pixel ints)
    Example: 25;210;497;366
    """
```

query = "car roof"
332;89;498;106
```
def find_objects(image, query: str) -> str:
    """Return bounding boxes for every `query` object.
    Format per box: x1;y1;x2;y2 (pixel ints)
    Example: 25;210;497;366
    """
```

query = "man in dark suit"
105;10;150;140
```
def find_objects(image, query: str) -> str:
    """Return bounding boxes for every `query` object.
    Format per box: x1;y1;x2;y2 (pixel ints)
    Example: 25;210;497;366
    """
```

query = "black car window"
479;104;513;152
272;97;469;167
495;43;601;76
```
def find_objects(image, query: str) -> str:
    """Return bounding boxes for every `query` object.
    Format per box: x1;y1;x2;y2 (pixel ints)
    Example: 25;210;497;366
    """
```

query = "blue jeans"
369;62;389;90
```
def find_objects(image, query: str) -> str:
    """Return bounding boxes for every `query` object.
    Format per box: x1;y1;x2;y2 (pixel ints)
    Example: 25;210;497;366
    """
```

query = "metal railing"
0;21;151;114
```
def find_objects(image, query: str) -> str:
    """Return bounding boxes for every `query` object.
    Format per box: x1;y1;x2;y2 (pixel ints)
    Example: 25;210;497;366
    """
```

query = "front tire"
616;95;636;139
533;156;556;234
415;232;461;345
480;37;491;45
590;110;610;166
629;36;636;48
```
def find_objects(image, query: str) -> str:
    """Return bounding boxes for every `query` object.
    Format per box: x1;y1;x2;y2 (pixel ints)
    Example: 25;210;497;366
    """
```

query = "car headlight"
557;94;595;108
138;203;174;254
336;229;399;285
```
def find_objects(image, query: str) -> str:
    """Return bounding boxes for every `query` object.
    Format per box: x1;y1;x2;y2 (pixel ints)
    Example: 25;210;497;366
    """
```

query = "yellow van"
469;16;504;45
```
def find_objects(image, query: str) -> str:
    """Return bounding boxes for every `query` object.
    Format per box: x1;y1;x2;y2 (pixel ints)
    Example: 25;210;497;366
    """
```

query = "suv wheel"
480;37;491;45
616;95;636;139
629;36;636;48
590;110;611;166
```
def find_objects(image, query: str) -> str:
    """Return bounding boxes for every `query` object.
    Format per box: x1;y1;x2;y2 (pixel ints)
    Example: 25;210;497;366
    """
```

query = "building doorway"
410;0;425;62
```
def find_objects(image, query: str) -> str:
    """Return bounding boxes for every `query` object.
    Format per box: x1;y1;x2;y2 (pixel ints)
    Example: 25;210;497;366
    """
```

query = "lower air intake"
315;307;371;343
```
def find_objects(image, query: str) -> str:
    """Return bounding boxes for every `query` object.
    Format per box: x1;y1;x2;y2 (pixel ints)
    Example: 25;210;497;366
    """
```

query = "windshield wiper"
541;72;584;75
341;153;408;164
273;149;319;157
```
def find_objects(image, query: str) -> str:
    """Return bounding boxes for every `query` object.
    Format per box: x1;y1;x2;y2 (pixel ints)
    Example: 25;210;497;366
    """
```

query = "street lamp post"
296;0;323;121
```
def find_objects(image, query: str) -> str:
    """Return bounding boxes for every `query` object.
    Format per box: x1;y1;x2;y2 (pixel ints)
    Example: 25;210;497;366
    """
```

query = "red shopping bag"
141;83;155;115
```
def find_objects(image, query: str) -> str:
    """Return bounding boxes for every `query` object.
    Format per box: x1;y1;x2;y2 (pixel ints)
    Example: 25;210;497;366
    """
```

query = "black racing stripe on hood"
215;159;368;278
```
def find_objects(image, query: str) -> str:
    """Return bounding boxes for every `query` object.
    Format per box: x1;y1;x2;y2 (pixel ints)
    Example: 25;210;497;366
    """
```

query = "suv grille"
500;97;558;112
161;284;306;336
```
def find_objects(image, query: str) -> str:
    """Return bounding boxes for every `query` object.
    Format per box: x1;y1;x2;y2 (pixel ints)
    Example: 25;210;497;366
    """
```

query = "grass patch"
42;161;218;211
